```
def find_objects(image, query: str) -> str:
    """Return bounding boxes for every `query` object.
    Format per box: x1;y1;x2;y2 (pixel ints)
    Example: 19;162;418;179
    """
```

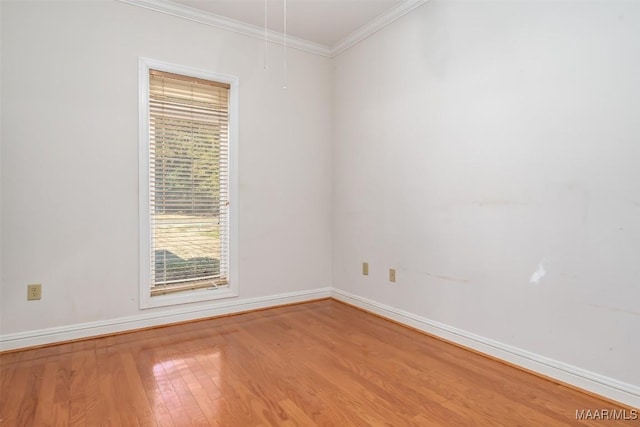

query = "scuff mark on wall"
426;273;469;283
588;304;640;317
529;261;546;285
472;199;528;207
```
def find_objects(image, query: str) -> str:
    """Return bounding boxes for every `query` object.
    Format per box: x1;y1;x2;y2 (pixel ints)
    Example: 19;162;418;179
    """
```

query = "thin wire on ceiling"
264;0;288;90
282;0;288;90
264;0;268;70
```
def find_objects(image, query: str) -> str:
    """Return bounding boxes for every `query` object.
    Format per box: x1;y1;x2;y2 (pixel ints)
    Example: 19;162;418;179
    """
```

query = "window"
139;58;238;308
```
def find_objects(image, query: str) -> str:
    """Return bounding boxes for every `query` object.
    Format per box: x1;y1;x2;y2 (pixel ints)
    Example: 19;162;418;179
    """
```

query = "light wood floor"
0;299;633;426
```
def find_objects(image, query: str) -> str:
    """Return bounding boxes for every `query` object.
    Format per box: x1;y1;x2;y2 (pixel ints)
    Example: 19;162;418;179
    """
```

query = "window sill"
140;285;238;309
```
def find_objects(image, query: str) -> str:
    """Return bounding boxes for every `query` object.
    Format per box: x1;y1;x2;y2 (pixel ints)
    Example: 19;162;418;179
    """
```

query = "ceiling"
169;0;405;48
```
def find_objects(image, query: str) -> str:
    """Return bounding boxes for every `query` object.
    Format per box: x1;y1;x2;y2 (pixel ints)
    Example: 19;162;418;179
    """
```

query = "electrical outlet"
389;269;396;283
27;284;42;301
362;262;369;276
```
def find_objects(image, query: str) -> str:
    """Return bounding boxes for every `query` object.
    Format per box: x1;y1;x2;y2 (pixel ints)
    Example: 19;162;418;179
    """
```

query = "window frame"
138;57;239;309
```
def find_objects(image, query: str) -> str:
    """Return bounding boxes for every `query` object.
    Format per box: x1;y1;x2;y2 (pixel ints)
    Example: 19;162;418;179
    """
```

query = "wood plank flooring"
0;299;635;426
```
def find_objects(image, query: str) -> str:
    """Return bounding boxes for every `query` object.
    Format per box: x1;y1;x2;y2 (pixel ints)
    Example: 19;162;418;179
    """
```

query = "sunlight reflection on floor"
151;349;224;420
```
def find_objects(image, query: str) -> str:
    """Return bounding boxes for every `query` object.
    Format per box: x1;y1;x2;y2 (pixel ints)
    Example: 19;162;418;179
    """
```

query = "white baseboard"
331;288;640;409
3;285;638;409
0;287;331;352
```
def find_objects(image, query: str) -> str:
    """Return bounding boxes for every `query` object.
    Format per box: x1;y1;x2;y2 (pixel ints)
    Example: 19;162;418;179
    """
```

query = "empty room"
1;0;639;425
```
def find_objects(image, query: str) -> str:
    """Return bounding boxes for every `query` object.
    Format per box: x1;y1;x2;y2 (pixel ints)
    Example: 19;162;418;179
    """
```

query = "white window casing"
139;57;239;309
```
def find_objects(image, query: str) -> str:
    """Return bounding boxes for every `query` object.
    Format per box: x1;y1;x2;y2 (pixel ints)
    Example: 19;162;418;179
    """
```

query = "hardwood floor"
0;299;634;426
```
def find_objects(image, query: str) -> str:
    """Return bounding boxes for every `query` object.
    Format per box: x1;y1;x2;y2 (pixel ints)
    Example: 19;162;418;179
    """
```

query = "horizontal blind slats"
148;68;230;291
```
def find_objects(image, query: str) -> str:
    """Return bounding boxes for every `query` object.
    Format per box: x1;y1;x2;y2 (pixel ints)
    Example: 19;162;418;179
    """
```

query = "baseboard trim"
3;286;638;408
0;287;331;352
331;288;640;409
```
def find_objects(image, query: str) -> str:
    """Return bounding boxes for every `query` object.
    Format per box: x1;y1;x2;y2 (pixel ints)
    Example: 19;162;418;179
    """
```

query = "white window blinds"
148;69;230;295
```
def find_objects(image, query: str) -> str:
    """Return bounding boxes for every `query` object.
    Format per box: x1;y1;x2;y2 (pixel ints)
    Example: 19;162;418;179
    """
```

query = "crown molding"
118;0;332;57
119;0;428;58
330;0;429;57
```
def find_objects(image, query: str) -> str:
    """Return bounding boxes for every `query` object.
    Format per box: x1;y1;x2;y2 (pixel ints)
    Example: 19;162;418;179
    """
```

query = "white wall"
1;1;332;337
0;0;3;340
333;0;640;393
